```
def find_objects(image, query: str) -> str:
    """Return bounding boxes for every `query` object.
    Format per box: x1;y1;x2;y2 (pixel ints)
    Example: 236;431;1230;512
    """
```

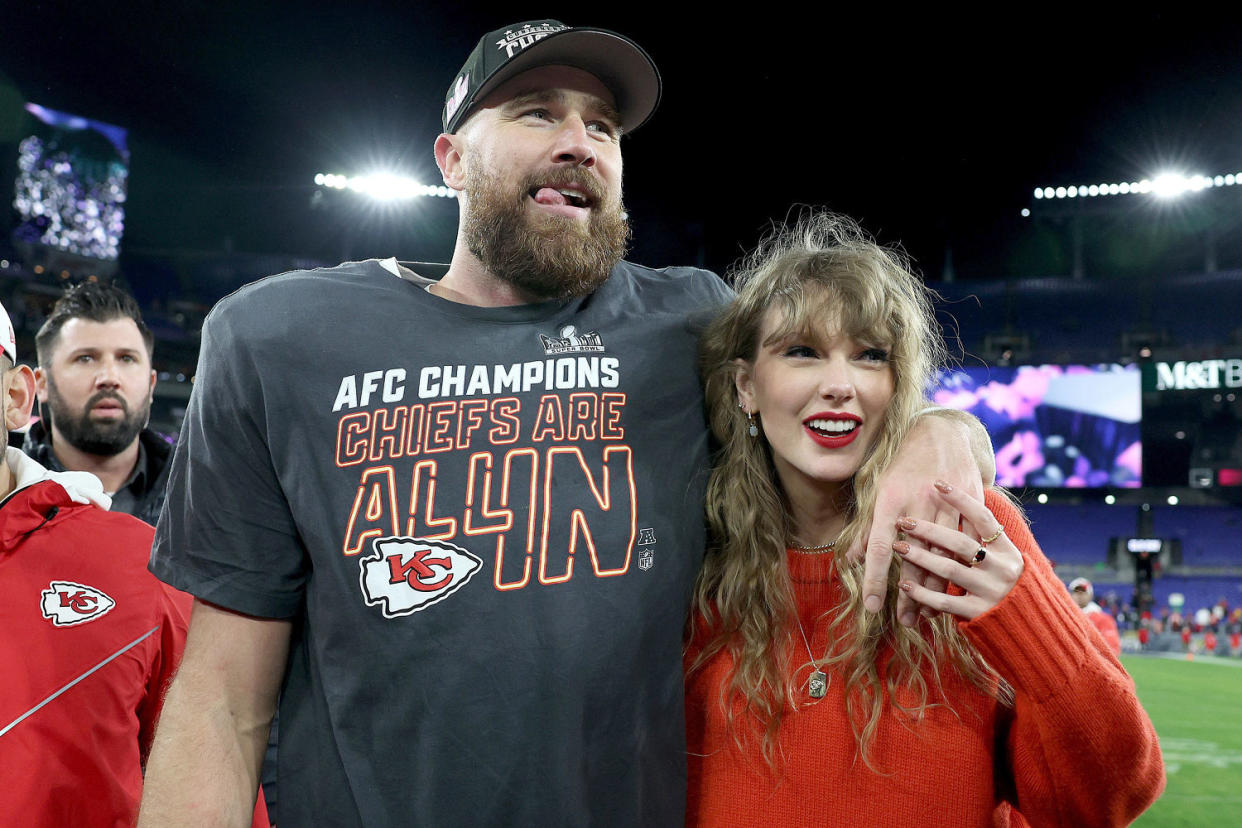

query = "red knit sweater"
685;491;1164;827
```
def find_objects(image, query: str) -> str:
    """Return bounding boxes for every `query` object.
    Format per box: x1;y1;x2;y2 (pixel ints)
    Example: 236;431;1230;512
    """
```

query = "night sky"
6;4;1242;283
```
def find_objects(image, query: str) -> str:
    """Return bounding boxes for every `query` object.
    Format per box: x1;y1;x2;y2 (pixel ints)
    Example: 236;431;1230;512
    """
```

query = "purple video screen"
931;363;1141;488
12;103;129;261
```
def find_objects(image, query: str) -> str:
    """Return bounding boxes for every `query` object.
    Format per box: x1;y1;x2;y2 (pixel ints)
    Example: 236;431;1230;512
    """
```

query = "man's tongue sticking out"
533;187;568;206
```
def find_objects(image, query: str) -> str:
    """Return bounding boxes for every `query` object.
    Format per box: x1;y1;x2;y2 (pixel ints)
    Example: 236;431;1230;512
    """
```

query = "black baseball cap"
442;20;662;135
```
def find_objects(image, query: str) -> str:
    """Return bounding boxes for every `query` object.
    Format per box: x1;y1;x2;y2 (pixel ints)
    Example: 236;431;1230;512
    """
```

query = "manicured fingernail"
893;541;910;555
897;516;917;530
865;595;882;613
900;612;917;626
934;479;953;493
899;580;914;593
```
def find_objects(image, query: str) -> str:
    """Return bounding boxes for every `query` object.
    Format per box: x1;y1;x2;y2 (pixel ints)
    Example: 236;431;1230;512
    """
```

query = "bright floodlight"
1151;173;1187;198
1033;168;1241;202
313;172;457;201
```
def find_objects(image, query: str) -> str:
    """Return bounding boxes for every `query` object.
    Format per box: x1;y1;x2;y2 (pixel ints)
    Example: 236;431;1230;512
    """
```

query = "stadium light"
1032;168;1242;202
313;172;457;201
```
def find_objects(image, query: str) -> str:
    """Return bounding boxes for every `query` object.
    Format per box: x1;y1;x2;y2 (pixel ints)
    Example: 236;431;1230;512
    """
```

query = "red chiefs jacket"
0;449;189;827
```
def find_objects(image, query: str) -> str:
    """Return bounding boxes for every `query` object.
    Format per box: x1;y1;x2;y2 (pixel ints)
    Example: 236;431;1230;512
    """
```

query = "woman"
685;213;1163;826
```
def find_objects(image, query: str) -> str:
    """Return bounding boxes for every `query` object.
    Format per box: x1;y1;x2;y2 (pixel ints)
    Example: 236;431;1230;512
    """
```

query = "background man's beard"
463;166;630;301
46;379;148;457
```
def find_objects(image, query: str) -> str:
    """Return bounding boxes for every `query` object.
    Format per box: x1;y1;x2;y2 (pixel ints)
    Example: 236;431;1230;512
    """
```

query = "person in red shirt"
687;214;1164;826
1068;577;1123;655
0;298;267;827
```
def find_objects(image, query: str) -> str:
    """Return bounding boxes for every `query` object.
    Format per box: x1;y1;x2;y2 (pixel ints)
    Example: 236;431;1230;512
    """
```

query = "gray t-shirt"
150;257;732;827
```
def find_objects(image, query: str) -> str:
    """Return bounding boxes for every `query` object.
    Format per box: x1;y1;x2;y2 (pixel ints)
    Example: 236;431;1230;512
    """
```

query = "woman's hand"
892;480;1025;620
853;412;988;625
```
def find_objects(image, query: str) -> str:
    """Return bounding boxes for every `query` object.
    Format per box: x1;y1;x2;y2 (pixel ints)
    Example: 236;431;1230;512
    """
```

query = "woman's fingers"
892;481;1026;619
898;577;989;620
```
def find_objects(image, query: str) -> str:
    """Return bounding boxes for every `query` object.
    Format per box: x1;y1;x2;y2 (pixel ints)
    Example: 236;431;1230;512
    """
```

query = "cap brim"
463;28;661;134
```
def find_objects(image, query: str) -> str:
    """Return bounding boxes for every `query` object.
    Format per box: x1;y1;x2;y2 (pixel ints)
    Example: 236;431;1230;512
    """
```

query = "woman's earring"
739;404;759;438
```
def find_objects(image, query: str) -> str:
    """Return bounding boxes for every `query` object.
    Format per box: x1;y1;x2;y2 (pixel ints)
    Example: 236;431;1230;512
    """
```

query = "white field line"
1159;738;1242;775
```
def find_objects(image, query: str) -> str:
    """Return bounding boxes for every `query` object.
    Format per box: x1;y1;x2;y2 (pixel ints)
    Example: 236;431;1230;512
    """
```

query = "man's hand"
847;408;992;624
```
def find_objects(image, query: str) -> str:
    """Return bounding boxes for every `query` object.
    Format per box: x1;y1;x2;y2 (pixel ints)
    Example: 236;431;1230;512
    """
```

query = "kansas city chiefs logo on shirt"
40;581;117;627
359;536;483;618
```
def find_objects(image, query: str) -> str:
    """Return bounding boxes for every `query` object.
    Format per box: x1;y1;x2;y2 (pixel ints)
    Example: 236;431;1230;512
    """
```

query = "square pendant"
808;670;827;699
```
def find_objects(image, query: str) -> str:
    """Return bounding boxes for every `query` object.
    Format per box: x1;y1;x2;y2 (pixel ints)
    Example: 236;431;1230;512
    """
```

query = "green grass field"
1123;654;1242;826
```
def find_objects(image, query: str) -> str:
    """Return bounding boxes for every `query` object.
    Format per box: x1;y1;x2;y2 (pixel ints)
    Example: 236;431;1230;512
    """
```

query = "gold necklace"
788;538;837;553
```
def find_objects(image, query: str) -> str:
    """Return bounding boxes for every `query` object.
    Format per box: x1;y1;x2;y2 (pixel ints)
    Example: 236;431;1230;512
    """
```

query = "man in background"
1069;576;1123;655
23;281;172;524
0;298;268;825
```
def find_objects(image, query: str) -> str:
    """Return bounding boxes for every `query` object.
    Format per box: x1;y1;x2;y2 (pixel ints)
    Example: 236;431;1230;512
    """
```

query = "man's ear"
4;364;36;432
434;132;468;192
733;359;756;413
33;365;48;404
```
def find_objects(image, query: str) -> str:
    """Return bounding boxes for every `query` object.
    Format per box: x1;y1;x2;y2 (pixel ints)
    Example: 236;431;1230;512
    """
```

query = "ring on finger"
969;547;987;566
980;525;1005;545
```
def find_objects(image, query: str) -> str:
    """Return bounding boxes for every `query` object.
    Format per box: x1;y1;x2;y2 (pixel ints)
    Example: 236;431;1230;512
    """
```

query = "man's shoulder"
607;260;734;307
615;259;727;289
66;494;157;542
211;258;401;315
15;486;182;622
139;428;175;465
203;259;411;342
8;480;155;549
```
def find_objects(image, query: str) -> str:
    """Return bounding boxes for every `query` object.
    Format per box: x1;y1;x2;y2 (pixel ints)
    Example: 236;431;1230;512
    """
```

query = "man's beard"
462;162;630;301
45;375;149;457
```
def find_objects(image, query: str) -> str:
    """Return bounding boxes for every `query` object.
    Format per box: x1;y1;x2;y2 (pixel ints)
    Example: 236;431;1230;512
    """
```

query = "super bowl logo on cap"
445;74;470;123
495;22;567;58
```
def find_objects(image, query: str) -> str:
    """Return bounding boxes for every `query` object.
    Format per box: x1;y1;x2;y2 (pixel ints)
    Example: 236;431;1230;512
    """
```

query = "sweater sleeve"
959;491;1165;827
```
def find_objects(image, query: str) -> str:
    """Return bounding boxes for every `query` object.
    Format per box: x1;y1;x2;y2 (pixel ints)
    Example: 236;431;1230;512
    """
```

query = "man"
23;281;171;525
1069;577;1123;655
0;299;194;825
141;21;984;826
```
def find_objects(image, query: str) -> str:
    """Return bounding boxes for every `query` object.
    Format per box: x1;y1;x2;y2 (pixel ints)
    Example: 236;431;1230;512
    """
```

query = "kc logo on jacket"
40;581;117;627
360;536;483;618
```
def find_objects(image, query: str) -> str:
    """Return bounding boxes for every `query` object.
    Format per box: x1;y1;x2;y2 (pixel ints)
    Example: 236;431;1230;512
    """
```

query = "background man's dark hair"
35;282;154;365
